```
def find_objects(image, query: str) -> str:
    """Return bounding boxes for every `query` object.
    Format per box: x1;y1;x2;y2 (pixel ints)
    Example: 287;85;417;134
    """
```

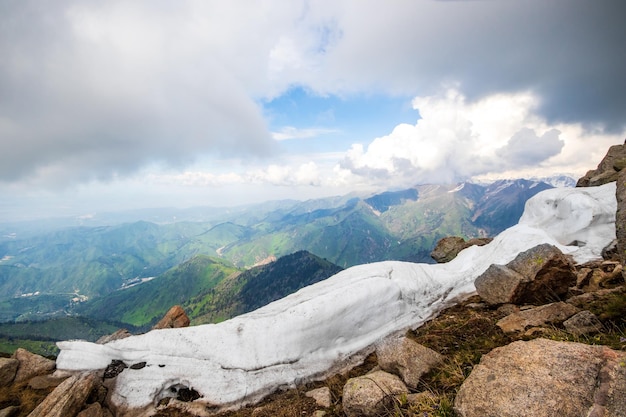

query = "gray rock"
12;348;55;382
563;310;605;336
496;302;579;333
305;387;332;408
376;336;443;388
342;370;408;417
475;244;576;305
27;371;99;417
455;338;626;417
0;358;18;386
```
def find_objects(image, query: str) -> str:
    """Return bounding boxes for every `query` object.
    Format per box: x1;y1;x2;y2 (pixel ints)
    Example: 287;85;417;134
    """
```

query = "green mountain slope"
78;255;239;327
189;250;343;324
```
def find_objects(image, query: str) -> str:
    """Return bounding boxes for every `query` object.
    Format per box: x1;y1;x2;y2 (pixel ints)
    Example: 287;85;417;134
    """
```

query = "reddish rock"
496;302;579;334
376;336;443;388
152;305;190;329
431;236;492;263
27;372;99;417
0;358;18;386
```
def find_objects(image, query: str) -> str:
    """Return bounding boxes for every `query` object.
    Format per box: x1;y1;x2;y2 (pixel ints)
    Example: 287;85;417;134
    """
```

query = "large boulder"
0;358;18;386
152;305;190;330
342;370;408;417
27;371;99;417
455;338;626;417
576;142;626;187
376;336;443;388
496;302;579;334
431;236;492;263
12;348;55;382
475;244;576;305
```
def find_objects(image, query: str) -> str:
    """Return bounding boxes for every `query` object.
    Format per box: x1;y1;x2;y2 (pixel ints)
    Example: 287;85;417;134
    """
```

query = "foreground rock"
454;338;626;417
0;357;18;386
27;371;99;417
576;142;626;187
343;370;408;417
152;305;190;329
431;236;492;263
376;336;443;388
475;244;576;305
12;348;55;382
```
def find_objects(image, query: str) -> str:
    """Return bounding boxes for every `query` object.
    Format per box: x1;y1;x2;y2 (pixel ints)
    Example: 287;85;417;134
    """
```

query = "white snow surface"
56;184;617;411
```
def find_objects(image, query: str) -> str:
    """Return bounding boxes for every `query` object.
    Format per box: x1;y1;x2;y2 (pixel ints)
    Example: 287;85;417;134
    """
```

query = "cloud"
271;126;339;141
338;89;622;186
1;0;624;192
496;128;564;166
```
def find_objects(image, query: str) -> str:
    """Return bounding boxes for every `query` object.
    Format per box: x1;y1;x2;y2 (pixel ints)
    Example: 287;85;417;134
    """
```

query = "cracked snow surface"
56;184;617;411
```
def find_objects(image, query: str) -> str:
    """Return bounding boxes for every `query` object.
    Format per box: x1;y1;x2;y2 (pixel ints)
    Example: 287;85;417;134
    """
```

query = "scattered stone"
312;411;327;417
0;358;18;386
567;286;626;308
305;387;332;408
342;370;408;417
496;302;580;334
27;371;99;417
602;239;619;260
475;244;576;305
177;387;201;402
96;329;132;344
405;391;436;407
563;310;605;336
454;338;626;417
103;360;127;379
152;305;190;329
0;406;20;417
11;348;55;382
129;361;146;370
76;402;105;417
431;236;492;263
376;335;443;388
496;304;519;316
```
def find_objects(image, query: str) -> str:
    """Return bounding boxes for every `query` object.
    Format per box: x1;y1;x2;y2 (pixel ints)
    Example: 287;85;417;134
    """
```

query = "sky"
1;0;625;221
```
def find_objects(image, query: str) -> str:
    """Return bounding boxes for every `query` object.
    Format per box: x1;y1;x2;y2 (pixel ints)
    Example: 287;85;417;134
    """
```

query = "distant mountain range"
0;178;563;325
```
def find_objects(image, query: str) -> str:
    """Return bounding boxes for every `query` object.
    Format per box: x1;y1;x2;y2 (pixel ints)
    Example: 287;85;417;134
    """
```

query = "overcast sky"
1;0;625;220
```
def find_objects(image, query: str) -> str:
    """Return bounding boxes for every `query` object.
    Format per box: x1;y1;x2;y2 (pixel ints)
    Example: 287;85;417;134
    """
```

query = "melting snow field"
56;183;617;413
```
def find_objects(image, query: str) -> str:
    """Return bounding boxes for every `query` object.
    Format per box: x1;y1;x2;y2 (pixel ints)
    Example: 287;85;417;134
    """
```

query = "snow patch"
56;184;617;412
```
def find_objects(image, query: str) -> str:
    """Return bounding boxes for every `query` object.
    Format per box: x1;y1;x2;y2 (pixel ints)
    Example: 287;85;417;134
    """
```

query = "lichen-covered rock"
0;358;18;386
496;302;579;333
152;305;190;329
12;348;55;382
28;371;99;417
376;336;443;388
475;244;576;305
342;370;408;417
454;338;626;417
